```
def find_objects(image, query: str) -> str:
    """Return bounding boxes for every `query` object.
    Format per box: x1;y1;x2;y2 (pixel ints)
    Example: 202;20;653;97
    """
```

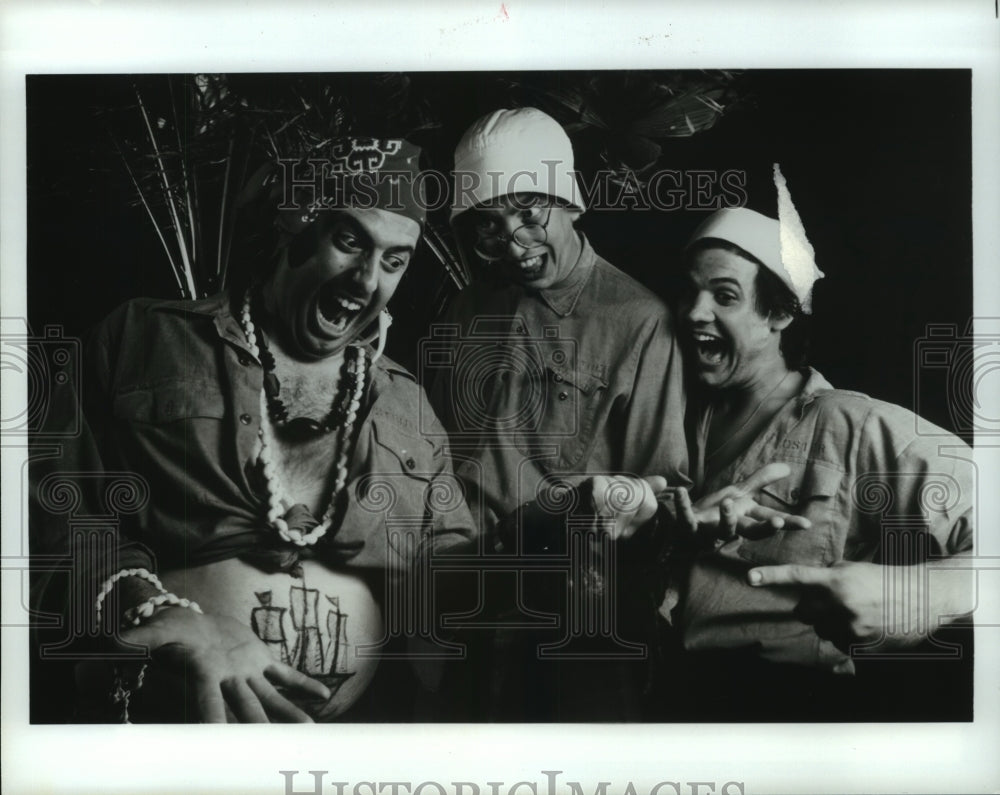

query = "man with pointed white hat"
652;165;975;719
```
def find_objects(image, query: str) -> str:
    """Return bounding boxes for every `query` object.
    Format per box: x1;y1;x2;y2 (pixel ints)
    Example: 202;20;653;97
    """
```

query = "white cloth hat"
686;166;824;313
451;107;586;220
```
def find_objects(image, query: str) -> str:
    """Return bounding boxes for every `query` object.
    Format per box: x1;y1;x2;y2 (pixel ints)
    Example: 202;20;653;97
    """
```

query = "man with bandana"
31;137;477;722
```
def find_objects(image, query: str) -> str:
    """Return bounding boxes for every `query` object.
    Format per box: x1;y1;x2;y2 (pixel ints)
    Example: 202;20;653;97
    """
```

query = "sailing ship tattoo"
250;582;356;719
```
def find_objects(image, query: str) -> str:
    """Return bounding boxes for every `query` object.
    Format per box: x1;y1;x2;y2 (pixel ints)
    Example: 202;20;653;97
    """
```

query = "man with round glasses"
426;107;688;719
436;107;687;525
467;195;574;289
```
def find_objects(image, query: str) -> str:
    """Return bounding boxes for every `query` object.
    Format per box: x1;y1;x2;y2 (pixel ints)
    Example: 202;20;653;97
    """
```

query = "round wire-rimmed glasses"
472;205;553;261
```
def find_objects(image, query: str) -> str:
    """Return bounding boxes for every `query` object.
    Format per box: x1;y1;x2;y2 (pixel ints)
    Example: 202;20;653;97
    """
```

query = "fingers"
791;595;849;650
743;504;783;527
250;676;315;723
693;484;743;510
735;519;782;541
737;462;792;495
674;488;698;534
117;620;167;652
195;680;228;724
605;476;654;515
197;672;321;724
585;475;659;540
742;504;812;531
832;659;855;675
222;678;270;723
718;498;738;541
265;663;332;701
747;563;833;588
584;475;609;515
643;475;668;494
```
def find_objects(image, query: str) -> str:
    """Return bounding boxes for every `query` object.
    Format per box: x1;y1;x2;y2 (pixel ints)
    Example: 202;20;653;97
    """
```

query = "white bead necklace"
239;289;367;547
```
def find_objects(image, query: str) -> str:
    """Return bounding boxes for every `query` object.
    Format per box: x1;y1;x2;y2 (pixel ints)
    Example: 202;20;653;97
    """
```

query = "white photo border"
2;2;999;793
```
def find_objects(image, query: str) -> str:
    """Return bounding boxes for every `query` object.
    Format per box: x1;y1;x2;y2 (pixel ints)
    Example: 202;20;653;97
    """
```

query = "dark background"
26;71;973;723
27;70;972;440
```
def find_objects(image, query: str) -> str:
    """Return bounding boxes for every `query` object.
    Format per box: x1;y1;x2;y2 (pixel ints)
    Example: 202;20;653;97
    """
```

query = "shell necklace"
239;289;367;547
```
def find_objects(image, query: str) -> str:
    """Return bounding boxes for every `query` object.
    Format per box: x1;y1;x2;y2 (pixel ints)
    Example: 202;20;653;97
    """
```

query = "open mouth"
692;331;727;366
513;253;547;280
317;282;367;335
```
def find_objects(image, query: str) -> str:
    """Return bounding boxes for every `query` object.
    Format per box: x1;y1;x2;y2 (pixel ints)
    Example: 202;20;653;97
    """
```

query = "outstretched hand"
671;462;812;544
573;474;666;541
747;560;923;652
561;463;810;546
120;606;330;722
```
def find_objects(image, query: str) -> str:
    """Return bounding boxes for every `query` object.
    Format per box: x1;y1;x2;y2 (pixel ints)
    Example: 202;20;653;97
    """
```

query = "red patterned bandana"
269;137;427;236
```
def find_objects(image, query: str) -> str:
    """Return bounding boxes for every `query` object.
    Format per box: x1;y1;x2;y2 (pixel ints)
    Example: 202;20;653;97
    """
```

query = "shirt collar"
533;233;596;317
188;291;409;380
793;367;835;414
151;292;254;356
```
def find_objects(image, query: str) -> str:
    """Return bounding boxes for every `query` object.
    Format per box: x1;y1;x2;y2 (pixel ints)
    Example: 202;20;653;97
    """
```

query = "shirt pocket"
349;417;440;566
108;383;233;511
362;416;436;511
735;460;845;568
514;360;608;470
113;381;227;423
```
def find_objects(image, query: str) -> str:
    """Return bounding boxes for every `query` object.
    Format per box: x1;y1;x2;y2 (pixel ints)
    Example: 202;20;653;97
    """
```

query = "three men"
31;107;975;724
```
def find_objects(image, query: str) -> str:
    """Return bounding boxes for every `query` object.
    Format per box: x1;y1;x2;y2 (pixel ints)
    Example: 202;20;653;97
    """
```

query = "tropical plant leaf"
605;134;663;173
629;89;727;138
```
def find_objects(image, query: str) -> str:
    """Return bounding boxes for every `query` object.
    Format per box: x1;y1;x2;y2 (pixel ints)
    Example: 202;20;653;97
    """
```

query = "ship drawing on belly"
251;585;356;716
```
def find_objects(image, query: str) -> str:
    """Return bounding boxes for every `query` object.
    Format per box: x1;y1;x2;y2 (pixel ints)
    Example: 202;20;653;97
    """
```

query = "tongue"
318;282;362;329
328;311;349;332
319;298;344;322
699;341;725;365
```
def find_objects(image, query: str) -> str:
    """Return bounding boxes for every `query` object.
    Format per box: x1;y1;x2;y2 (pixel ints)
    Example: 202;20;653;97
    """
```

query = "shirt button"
239;413;252;425
553;373;564;383
558;391;569;401
790;487;801;501
405;457;416;469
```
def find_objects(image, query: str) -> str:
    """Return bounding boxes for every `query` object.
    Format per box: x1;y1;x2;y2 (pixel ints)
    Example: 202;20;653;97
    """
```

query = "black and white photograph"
2;3;999;794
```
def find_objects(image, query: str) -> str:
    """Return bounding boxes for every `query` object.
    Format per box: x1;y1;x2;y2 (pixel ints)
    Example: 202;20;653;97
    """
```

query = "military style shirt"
427;234;688;535
31;292;477;590
681;368;975;671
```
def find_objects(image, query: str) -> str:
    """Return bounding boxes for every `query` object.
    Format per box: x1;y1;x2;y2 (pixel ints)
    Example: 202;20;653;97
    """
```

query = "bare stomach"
160;558;384;720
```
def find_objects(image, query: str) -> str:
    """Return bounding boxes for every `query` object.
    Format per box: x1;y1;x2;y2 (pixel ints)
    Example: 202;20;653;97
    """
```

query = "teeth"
319;291;365;328
692;331;725;366
521;255;543;270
